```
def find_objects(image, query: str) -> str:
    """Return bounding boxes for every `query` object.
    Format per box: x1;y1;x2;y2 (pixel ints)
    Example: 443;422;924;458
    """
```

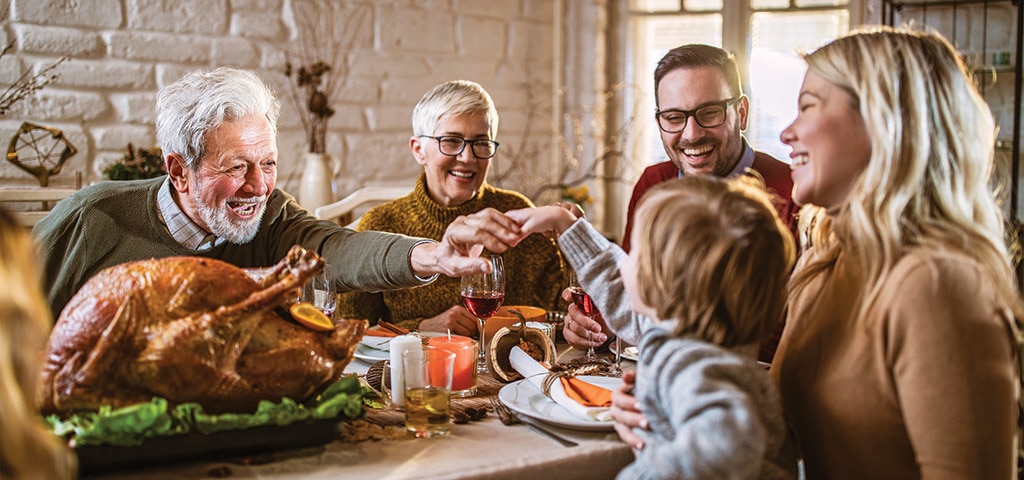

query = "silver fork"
489;397;578;447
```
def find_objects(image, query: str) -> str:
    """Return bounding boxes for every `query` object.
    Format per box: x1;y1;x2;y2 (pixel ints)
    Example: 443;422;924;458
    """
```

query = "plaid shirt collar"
157;178;223;251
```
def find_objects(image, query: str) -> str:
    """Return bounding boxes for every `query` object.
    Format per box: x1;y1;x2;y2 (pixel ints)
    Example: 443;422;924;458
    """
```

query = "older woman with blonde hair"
0;208;75;479
773;26;1022;478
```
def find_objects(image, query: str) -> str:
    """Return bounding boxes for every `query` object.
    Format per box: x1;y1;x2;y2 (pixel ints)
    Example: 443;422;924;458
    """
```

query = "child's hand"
505;204;581;239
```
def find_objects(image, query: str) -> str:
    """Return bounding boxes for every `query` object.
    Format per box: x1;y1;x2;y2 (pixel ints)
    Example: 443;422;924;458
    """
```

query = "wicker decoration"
488;309;556;382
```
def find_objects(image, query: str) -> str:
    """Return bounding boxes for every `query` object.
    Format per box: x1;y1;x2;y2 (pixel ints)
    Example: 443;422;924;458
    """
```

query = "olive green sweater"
34;177;428;318
337;174;566;330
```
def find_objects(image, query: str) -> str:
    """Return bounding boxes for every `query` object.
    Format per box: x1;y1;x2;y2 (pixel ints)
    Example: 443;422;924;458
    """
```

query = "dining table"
82;337;637;480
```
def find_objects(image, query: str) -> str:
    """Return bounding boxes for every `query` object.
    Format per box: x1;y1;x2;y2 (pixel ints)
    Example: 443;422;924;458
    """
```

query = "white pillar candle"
389;335;421;407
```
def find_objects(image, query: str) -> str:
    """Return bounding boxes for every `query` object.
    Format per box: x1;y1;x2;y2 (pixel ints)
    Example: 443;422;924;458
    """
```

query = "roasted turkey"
38;245;366;415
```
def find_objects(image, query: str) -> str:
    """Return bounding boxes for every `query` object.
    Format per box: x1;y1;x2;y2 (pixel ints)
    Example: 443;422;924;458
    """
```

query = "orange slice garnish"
289;302;334;332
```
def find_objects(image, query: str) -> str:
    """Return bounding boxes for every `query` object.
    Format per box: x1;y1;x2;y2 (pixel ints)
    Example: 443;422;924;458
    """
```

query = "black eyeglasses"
655;96;742;133
419;135;500;159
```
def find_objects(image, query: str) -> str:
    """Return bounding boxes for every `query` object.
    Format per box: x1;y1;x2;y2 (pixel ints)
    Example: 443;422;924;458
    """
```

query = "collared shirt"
676;140;755;179
156;178;224;251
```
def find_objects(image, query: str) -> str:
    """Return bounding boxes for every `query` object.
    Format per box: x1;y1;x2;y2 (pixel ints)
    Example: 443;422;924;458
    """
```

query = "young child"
508;176;798;479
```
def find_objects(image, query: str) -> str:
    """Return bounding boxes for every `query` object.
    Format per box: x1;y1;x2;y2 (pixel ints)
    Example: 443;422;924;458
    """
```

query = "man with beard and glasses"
34;67;523;318
547;44;800;455
560;44;799;360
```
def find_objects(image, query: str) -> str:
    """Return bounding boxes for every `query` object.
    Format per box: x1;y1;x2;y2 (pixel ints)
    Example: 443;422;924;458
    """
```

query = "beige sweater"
771;247;1018;479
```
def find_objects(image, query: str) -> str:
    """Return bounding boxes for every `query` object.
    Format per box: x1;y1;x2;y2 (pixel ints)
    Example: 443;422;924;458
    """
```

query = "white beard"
193;177;266;245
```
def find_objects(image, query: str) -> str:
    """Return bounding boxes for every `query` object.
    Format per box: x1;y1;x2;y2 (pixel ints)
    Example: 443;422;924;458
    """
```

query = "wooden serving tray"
75;417;344;476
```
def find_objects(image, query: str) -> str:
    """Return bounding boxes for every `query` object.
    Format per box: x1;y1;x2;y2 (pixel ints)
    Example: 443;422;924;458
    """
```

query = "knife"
517;414;579;447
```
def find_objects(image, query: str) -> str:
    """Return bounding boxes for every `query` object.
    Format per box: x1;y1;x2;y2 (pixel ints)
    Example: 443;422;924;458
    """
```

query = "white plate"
358;335;393;351
357;331;448;351
354;332;450;363
353;344;388;363
497;375;619;431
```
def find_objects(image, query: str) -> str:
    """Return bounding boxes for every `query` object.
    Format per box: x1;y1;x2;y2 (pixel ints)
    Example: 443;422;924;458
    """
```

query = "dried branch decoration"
283;0;369;154
0;2;66;116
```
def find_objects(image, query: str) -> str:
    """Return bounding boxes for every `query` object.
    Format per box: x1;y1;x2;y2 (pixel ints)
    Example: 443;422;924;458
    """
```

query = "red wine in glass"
567;272;600;361
460;255;505;373
463;292;505;319
569;287;597;316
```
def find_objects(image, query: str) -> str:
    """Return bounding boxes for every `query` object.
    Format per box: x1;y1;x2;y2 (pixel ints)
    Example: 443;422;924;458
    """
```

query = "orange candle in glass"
428;334;478;397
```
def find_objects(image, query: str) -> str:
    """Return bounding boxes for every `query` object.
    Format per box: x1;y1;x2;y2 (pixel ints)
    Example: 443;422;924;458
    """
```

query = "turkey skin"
38;245;366;415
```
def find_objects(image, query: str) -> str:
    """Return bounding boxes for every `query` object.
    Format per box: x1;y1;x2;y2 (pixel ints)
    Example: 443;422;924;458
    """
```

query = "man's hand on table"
612;371;648;452
411;208;521;277
417;305;479;337
560;288;608;349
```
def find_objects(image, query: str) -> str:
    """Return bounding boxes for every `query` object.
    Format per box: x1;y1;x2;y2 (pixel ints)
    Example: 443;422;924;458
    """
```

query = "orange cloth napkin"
560;377;612;407
364;327;398;337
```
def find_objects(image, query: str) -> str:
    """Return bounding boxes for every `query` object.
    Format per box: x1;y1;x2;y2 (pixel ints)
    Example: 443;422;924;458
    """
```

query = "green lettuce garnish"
45;374;364;447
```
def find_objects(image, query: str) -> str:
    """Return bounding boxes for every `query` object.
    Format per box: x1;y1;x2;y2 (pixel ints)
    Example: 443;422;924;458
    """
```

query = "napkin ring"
539;363;610;398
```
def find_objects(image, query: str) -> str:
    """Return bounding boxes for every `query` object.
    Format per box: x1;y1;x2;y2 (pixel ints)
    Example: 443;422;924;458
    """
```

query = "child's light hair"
632;176;795;346
0;209;75;479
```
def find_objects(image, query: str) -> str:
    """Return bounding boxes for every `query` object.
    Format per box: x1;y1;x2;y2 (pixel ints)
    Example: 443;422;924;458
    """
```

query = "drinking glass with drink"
302;263;336;318
460;255;505;373
402;346;456;438
568;270;599;361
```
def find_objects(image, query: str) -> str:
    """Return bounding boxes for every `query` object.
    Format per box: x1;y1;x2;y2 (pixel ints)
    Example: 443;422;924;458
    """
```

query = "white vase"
298;152;338;211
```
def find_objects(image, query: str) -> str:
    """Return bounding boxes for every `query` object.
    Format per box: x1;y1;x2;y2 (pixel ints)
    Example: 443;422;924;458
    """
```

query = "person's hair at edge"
155;67;282;171
632;176;796;346
411;79;499;138
653;44;743;108
0;209;76;479
790;25;1024;321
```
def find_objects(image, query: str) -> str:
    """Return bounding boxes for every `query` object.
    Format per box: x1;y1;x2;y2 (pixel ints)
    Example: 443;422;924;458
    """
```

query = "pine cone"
365;360;386;392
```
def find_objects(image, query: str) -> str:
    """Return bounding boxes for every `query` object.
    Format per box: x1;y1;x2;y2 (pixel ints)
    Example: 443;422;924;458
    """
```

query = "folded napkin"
508;347;613;422
363;327;398;338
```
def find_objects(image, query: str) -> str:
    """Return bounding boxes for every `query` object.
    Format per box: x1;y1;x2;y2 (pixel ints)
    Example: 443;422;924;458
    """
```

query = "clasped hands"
413;203;584;277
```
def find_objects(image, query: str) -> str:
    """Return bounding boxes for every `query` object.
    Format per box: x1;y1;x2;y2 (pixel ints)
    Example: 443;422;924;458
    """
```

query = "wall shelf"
883;0;1023;285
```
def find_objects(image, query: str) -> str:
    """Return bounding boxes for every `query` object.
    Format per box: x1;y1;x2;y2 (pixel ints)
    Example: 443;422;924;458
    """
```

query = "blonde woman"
773;26;1022;478
0;208;75;479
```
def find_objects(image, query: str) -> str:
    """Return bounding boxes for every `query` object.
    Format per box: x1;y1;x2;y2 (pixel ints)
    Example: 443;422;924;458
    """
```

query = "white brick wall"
0;0;566;206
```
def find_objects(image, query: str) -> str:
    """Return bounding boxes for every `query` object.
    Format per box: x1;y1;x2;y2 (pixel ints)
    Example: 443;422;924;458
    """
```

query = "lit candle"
428;334;477;394
389;335;421;407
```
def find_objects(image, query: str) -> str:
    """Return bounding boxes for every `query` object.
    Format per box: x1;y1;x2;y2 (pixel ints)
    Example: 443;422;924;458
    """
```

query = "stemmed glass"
460;256;505;373
568;271;599;361
610;336;623;376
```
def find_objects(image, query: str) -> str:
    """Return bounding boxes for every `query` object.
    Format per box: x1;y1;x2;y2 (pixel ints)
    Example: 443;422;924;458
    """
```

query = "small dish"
485;306;546;342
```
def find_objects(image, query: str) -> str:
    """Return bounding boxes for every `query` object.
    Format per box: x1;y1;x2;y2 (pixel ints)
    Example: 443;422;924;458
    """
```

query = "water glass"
403;346;455;438
302;263;336;318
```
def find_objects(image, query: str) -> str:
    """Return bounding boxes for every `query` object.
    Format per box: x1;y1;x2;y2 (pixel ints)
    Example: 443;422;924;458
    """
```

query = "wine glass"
302;263;337;319
610;336;623;376
460;256;505;373
568;270;599;361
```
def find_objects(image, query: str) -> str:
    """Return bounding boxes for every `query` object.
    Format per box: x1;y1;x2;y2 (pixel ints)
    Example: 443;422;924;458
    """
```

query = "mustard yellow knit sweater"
336;174;567;330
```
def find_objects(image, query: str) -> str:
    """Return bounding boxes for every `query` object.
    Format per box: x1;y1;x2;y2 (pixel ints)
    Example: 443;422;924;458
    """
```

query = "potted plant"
102;144;165;181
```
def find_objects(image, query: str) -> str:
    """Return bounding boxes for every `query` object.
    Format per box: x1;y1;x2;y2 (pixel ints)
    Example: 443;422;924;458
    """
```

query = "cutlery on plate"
361;338;391;351
489;397;578;447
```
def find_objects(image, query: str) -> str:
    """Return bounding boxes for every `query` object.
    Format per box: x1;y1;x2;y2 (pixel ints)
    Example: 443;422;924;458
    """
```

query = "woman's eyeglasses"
419;135;500;159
